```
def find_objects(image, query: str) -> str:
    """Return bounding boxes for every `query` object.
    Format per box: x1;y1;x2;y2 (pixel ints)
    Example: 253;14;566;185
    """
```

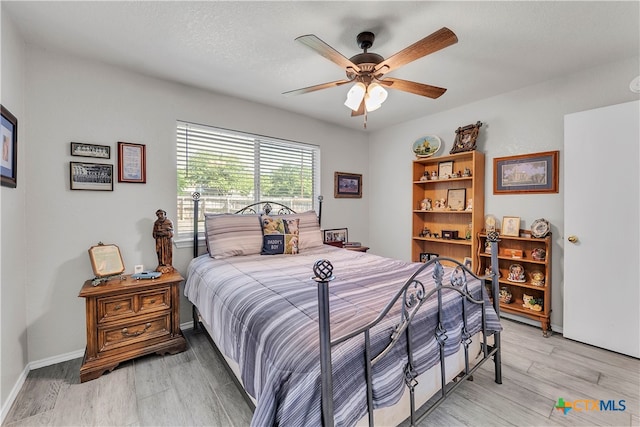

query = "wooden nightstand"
345;246;369;252
78;271;186;382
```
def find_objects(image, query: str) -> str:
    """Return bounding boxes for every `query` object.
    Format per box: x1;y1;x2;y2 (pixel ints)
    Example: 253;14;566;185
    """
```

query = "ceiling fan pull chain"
364;109;368;129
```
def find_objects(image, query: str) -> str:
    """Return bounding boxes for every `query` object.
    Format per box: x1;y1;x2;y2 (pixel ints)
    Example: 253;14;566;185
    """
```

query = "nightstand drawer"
98;295;135;322
98;314;171;353
139;288;170;312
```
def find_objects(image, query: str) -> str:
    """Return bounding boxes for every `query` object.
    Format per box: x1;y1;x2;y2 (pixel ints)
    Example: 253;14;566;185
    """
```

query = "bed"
184;197;502;426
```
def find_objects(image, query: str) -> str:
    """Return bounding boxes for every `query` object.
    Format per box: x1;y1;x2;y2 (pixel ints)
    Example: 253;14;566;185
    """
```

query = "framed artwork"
323;228;348;244
1;104;18;188
501;216;521;237
446;188;466;211
450;121;482;154
334;172;361;198
118;141;146;183
71;142;110;159
88;243;125;278
70;162;114;191
438;161;453;178
494;150;559;194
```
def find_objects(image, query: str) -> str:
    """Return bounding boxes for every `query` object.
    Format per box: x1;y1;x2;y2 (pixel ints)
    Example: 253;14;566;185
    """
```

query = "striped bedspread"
184;246;501;426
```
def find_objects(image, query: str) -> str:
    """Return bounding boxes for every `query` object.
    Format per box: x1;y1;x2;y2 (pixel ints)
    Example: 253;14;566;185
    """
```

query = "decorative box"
504;248;524;258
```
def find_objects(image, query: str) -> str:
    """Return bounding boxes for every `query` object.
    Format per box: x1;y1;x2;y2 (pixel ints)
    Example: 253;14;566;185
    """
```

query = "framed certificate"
88;243;125;277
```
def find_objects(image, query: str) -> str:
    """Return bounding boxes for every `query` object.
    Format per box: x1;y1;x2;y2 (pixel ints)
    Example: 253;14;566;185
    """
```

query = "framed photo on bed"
323;228;348;244
334;172;362;198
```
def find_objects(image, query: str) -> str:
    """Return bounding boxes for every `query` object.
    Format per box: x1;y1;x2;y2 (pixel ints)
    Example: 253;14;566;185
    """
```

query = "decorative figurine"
462;167;472;177
420;171;429;182
431;170;438;180
507;263;525;282
531;271;545;287
465;199;473;211
153;209;175;273
532;248;546;261
499;287;513;304
420;198;432;211
434;198;446;210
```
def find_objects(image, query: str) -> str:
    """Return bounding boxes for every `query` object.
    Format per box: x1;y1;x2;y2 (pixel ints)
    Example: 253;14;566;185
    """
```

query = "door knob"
568;235;578;243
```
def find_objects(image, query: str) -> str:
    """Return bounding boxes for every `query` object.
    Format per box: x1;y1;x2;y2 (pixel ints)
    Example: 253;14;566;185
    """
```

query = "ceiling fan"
284;27;458;120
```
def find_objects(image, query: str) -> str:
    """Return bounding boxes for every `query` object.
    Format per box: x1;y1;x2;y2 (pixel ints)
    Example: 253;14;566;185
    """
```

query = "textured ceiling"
4;1;639;132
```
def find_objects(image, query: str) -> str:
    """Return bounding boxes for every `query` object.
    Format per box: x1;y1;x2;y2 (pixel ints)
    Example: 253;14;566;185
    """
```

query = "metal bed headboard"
190;192;323;258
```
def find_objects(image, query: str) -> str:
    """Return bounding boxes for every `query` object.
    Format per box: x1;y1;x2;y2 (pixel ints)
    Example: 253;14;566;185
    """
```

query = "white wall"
368;55;640;329
22;45;368;364
0;9;28;414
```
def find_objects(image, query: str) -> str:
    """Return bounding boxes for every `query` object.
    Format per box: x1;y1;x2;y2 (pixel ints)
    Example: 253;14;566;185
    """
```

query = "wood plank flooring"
3;319;638;426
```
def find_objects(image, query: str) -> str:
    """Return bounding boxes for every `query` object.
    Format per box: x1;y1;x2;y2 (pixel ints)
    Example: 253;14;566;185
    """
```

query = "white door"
564;100;639;358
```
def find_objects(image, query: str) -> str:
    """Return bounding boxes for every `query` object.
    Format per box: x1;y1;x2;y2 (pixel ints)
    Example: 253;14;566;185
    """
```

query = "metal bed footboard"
312;238;502;427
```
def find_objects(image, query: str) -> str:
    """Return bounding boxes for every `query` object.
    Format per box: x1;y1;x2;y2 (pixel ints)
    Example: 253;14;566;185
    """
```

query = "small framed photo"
501;216;521;237
1;104;18;188
420;252;439;263
118;141;146;183
450;121;482;154
334;172;362;198
88;243;125;278
70;162;114;191
438;161;453;178
494;150;559;194
463;257;473;270
446;188;466;211
71;142;110;159
323;228;348;244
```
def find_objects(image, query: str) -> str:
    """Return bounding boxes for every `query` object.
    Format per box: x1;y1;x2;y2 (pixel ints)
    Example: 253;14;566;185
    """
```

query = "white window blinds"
176;121;320;239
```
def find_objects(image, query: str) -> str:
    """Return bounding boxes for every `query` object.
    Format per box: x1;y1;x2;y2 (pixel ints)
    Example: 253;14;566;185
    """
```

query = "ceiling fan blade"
351;99;365;116
283;79;352;96
374;27;458;76
379;77;447;99
295;34;360;72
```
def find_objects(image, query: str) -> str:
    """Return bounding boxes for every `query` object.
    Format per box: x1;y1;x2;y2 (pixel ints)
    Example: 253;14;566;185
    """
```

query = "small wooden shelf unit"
477;231;552;336
78;271;187;382
412;151;485;269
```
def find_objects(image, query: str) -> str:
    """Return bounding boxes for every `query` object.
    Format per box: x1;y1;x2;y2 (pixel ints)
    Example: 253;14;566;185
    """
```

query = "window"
176;121;320;239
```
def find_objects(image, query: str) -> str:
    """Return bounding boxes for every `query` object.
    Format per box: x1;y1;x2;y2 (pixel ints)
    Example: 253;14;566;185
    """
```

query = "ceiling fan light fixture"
365;83;388;111
344;82;366;111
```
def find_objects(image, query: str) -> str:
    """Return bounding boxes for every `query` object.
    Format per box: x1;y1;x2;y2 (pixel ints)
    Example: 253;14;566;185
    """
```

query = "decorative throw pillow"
261;215;300;255
204;214;263;258
270;211;323;250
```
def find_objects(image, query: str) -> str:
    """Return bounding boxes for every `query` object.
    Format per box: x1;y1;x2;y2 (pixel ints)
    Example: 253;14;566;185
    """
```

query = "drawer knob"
150;299;156;304
114;304;122;310
121;323;151;337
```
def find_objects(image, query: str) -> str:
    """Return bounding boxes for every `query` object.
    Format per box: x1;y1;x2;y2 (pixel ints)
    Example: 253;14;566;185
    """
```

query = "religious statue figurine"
153;209;174;273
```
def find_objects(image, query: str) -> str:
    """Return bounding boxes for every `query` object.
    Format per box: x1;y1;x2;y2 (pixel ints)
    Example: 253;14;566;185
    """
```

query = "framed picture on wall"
70;162;114;191
1;104;18;188
494;151;559;194
334;172;362;198
71;142;111;159
118;141;146;183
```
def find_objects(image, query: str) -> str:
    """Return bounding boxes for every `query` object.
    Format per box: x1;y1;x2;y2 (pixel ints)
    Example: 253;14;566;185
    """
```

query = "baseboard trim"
1;364;29;424
29;349;85;370
500;312;563;334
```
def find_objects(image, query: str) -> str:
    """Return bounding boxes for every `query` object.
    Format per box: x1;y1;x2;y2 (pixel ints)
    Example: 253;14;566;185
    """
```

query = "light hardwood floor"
3;319;639;426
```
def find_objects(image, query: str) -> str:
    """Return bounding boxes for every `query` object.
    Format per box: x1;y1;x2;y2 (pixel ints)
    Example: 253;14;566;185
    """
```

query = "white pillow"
204;214;263;258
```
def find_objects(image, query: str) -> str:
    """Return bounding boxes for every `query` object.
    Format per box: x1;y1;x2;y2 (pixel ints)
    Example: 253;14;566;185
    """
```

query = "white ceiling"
4;1;639;132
